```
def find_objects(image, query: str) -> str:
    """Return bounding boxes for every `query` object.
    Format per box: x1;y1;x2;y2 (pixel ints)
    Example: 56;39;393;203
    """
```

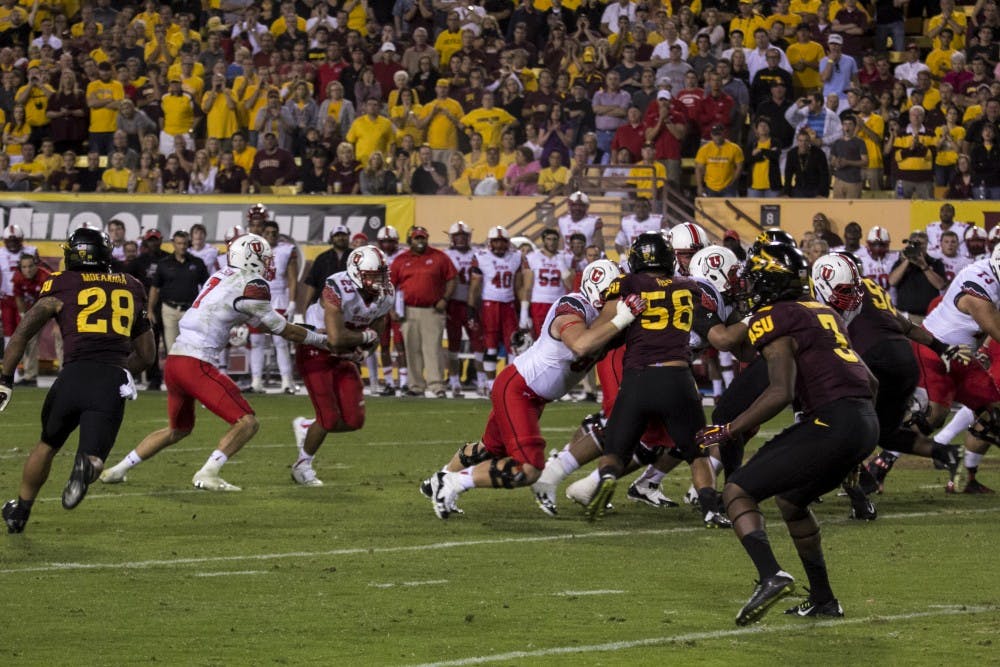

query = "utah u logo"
589;267;605;283
707;253;723;269
249;240;264;255
820;265;835;281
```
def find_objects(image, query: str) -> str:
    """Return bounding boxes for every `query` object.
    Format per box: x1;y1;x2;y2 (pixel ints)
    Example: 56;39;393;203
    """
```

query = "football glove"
359;328;379;350
695;423;733;449
518;301;532;330
0;375;12;412
941;344;974;373
610;294;648;330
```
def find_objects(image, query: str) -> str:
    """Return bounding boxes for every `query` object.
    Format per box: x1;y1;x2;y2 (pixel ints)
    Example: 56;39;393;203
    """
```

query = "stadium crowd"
0;0;993;197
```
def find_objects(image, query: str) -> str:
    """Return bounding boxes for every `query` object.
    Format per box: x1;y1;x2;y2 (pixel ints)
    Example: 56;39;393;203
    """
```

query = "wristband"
303;329;328;348
929;338;948;356
520;301;530;318
610;312;633;331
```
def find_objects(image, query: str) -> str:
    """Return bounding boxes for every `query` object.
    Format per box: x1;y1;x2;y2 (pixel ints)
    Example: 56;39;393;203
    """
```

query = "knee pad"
969;407;1000;446
633;442;660;466
488;457;525;489
457;441;492;468
483;349;498;372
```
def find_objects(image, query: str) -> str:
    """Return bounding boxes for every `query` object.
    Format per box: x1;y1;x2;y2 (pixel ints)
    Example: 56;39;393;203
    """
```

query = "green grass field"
0;389;997;666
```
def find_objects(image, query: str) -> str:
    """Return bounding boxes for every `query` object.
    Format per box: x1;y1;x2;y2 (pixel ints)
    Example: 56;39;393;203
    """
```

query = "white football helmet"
448;221;471;236
965;225;988;257
377;225;399;255
224;225;245;244
487;225;511;255
347;245;391;297
670;222;708;275
228;233;275;280
989;226;1000;251
580;259;622;309
866;226;890;259
3;224;24;240
811;252;864;313
449;221;471;250
510;235;537;253
689;245;741;295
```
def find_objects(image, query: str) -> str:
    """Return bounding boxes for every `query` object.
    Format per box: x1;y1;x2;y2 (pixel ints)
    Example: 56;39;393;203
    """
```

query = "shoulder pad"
958;280;991;304
555;295;587;319
243;278;271;301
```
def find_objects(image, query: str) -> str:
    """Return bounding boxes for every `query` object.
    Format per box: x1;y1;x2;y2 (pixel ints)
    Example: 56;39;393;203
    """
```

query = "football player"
420;259;646;519
520;227;572;338
101;234;332;491
585;233;711;522
290;246;393;486
1;229;155;533
246;203;269;236
557;191;604;253
856;226;897;290
251;219;301;394
0;225;39;350
614;197;664;257
696;243;879;626
376;225;407;395
468;226;524;389
443;221;486;398
964;226;989;260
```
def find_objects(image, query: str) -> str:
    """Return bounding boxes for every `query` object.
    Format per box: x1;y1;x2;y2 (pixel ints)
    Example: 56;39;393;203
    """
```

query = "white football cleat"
292;416;310;452
566;474;600;506
531;479;558;516
192;469;242;492
627;480;679;508
99;464;128;484
291;458;324;487
427;472;462;519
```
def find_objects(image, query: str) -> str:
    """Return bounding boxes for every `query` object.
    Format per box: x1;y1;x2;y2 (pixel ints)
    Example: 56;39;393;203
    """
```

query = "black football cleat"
785;597;844;618
962;479;996;494
62;453;102;510
2;499;30;533
736;571;795;626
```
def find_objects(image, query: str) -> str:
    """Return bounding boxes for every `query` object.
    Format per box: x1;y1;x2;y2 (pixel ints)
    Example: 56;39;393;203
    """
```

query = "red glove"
622;293;647;316
695;423;732;449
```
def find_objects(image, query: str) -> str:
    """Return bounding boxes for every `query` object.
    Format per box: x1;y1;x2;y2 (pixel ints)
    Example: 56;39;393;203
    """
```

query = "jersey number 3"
639;289;693;331
77;287;134;336
818;313;859;362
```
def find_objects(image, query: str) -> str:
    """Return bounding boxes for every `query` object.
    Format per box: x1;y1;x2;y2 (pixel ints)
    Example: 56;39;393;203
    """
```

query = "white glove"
119;369;138;400
611;299;637;331
518;301;531;330
360;328;378;347
284;301;296;320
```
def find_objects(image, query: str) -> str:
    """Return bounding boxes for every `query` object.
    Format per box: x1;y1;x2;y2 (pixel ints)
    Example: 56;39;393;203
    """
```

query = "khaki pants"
21;332;38;380
832;178;863;199
861;167;883;190
161;303;187;353
402;305;447;393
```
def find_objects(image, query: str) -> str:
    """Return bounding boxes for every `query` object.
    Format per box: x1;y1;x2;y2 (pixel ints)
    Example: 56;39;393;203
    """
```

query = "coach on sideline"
390;226;456;398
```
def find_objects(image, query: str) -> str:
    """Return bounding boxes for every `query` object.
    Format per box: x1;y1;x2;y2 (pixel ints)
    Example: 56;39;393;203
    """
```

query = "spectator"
86;61;124;155
128;151;163;194
329;141;362;194
411;144;448;194
504;145;541;195
830;0;869;59
187;150;217;194
888;231;947;323
392;150;414;193
892;105;936;199
819;34;858;110
874;0;906;53
895;42;930;88
201;72;240;149
469;146;507;194
317;80;356;140
695;123;744;196
231;131;257;175
537;149;570;195
947;154;976;198
970;123;1000;198
390;225;457;398
98;151;131;193
611;104;646;160
77;150;105;193
644;89;687;184
787;23;823;98
698;71;738;141
148;230;209;354
250;131;296;192
746;28;792;82
656;44;693;96
785;91;842;154
418;79;464;162
784;129;831;197
254;89;293;150
746;117;783;196
628;142;667;199
360;151;399;194
592;70;630;152
161;154;190;193
750;48;795;108
829;115;868;197
159;76;195;157
302;225;353;307
346;96;395;164
215;152;248;194
47;151;81;193
48;69;87;154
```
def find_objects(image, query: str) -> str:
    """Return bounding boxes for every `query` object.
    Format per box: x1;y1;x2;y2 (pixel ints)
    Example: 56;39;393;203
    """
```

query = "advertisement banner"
0;194;416;244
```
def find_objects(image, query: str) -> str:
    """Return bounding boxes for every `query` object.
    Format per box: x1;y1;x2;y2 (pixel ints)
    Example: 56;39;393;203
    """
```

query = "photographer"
888;230;947;324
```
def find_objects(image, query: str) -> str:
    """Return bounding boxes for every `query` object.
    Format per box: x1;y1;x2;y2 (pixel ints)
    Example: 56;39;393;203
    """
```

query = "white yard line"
370;580;449;589
404;606;997;667
193;570;268;578
1;506;998;576
552;589;624;596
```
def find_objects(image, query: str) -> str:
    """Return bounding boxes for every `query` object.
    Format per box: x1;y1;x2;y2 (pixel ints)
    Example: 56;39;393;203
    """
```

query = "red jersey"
38;270;150;368
390;246;458;307
747;298;872;413
12;265;52;309
613;271;698;370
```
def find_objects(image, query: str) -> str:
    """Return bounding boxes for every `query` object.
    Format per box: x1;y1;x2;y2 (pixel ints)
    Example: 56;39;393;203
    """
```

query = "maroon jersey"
38;270;150;368
614;272;698;370
747;298;871;414
846;278;907;358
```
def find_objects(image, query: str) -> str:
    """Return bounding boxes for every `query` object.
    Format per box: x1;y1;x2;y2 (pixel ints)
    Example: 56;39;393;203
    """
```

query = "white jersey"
923;259;1000;346
111;244;126;261
320;270;394;330
188;244;220;272
925;221;969;256
526;249;569;304
0;243;37;296
445;247;476;302
562;251;588;276
472;248;521;303
615;213;663;249
857;247;899;290
557;213;603;250
939;253;974;283
513;293;601;401
268;242;298;309
171;267;287;365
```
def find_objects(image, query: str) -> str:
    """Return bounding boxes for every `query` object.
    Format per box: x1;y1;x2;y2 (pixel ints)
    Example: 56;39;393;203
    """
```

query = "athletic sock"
454;470;476;491
740;529;781;580
799;549;834;604
202;451;228;472
635;465;665;485
712;379;723;396
450;375;461;390
556;449;580;475
721;368;734;387
399;368;408;387
476;371;487;387
122;449;143;469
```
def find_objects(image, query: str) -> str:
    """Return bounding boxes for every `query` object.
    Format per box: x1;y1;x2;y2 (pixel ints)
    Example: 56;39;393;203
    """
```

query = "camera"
902;240;923;261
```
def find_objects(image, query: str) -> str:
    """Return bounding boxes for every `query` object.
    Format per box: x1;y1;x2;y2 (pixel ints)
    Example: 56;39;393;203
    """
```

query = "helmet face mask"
228;233;275;280
487;226;510;256
567;191;589;219
580;259;622;308
966;227;988;257
866;226;890;259
246;204;270;231
347;245;391;298
63;228;113;272
811;253;864;313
